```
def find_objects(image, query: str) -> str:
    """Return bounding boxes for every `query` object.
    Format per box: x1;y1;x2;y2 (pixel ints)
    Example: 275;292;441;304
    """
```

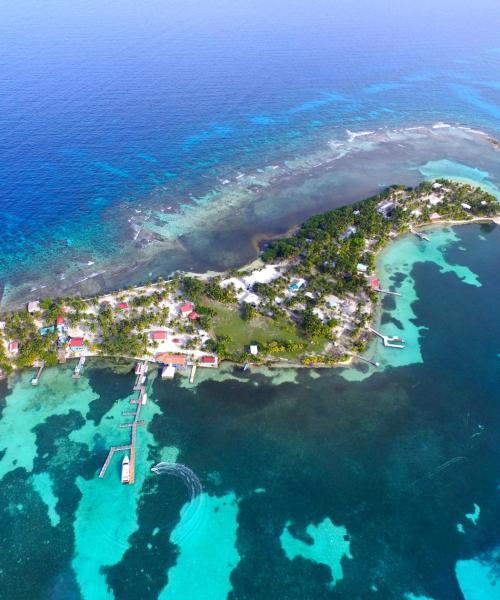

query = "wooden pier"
352;353;380;368
373;288;402;297
31;360;45;386
414;230;430;242
189;364;197;384
72;356;86;379
367;326;406;349
98;361;149;484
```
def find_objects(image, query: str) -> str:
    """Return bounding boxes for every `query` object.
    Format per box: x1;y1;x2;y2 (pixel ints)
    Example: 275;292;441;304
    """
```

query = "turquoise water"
1;223;500;598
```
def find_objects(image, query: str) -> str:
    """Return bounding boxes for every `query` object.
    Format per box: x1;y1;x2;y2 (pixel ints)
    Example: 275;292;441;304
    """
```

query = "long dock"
189;364;197;384
410;227;430;242
98;361;149;484
374;288;402;297
31;361;45;386
352;353;380;368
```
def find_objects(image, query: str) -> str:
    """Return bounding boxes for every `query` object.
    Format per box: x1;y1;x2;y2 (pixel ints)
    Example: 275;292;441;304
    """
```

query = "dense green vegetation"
0;180;497;375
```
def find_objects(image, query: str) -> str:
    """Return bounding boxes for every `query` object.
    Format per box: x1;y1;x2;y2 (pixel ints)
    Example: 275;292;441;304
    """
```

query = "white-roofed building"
243;265;281;288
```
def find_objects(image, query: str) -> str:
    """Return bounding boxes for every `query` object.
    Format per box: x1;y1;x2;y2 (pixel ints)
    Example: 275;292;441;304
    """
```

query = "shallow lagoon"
1;224;500;599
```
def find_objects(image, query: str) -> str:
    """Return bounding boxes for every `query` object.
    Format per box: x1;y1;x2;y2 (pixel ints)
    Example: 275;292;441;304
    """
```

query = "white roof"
243;265;281;287
242;292;261;305
356;263;368;273
428;194;443;206
27;301;40;313
250;345;258;355
461;202;471;210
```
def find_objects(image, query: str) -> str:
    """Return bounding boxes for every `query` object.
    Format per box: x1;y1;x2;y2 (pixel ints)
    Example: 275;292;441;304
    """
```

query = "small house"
179;303;194;317
288;278;305;293
429;212;441;221
69;337;85;352
377;201;395;216
116;302;129;311
370;278;380;289
242;292;260;306
200;355;218;368
188;311;199;322
249;345;258;356
161;365;176;379
8;341;19;356
151;330;167;341
356;263;368;273
461;202;471;210
56;316;64;326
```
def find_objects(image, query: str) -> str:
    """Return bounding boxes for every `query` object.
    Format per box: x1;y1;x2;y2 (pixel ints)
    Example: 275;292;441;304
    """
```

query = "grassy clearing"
208;301;325;358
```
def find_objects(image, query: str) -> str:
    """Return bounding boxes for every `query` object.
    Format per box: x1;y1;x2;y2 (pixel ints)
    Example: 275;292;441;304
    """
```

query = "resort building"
155;353;188;368
250;345;258;356
116;302;129;311
8;341;19;356
356;263;368;273
188;311;199;321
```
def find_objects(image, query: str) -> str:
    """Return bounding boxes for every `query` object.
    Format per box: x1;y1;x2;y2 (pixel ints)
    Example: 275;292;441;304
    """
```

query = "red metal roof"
201;355;216;363
370;278;380;289
69;337;84;347
155;353;187;366
117;302;128;310
8;341;18;351
151;331;167;340
188;311;199;321
56;315;64;324
180;302;193;313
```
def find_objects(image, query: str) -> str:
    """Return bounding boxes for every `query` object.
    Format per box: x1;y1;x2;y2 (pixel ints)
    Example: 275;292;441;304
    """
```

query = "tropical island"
0;179;498;378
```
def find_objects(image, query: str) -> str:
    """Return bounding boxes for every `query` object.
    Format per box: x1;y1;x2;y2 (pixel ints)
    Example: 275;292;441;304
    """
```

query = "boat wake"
151;462;203;497
151;462;205;542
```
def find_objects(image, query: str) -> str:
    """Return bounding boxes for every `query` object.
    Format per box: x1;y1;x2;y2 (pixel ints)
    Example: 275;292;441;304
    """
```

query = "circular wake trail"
151;462;205;541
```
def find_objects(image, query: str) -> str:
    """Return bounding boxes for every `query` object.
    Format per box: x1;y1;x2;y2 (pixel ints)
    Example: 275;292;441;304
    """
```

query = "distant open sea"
1;1;500;599
1;0;500;306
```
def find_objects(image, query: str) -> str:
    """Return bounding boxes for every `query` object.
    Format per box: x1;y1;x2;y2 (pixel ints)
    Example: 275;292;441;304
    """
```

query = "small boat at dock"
121;455;130;484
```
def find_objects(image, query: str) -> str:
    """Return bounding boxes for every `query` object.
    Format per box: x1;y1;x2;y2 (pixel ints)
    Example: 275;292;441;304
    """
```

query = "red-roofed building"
8;341;19;355
155;353;187;367
200;355;218;367
116;302;129;311
179;303;194;317
69;337;85;351
370;278;380;289
151;331;167;341
56;315;65;325
188;311;199;321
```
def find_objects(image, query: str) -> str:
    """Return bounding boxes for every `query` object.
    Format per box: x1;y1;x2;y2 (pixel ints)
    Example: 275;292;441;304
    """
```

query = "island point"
0;179;498;380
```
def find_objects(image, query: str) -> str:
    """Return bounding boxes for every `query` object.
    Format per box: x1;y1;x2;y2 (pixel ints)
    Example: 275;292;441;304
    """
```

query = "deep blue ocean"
1;0;500;306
